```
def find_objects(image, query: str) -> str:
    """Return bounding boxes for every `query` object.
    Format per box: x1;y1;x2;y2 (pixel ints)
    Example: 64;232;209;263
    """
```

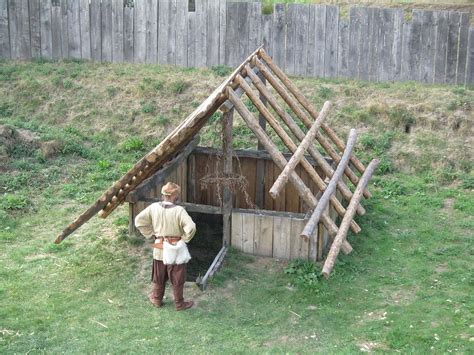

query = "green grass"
0;60;473;353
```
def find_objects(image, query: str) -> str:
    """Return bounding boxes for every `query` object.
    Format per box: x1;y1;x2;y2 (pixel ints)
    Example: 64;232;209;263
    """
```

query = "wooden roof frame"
55;46;379;278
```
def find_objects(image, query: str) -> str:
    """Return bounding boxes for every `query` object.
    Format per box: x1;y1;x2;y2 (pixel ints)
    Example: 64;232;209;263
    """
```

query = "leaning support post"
302;129;358;241
222;109;234;247
322;159;380;278
270;101;331;199
227;87;353;254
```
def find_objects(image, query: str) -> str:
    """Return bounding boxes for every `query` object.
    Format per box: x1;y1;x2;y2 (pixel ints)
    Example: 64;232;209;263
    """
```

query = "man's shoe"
176;300;194;311
148;293;162;308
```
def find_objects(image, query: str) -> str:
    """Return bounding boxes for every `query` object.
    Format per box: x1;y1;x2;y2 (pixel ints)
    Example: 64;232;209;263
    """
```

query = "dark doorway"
186;212;223;281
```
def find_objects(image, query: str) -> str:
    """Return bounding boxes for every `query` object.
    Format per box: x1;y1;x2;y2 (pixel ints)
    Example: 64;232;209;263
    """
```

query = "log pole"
301;129;358;240
270;101;331;199
227;87;353;254
322;159;380;278
222;108;234;247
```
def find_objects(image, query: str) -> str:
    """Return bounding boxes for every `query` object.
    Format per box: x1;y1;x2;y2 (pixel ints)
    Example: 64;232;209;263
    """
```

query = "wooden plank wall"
2;0;472;86
231;211;315;261
191;152;323;213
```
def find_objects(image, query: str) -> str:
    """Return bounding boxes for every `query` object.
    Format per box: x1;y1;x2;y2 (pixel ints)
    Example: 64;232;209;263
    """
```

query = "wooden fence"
1;0;472;85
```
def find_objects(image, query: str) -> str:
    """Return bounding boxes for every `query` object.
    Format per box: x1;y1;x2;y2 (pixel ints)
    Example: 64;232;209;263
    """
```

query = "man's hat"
161;182;181;196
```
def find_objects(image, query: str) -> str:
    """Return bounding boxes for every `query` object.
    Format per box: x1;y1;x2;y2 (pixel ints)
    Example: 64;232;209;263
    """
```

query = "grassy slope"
0;60;473;353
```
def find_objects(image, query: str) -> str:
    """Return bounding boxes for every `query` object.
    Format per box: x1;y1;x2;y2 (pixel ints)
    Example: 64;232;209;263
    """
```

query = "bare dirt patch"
357;340;389;353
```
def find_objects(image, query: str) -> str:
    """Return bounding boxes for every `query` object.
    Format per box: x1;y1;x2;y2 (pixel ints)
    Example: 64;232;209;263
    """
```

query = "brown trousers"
151;259;187;306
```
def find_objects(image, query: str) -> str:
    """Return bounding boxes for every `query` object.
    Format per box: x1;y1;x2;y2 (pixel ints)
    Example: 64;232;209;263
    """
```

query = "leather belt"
152;236;181;249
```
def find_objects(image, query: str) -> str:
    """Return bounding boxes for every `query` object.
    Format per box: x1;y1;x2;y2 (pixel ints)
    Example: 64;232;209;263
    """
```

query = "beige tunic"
134;202;196;260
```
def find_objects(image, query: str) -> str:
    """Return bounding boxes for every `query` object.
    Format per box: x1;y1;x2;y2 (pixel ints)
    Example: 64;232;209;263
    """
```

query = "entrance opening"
186;211;223;282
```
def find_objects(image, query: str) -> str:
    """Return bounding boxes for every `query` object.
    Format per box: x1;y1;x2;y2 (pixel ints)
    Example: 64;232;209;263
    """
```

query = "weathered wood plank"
433;12;448;83
187;7;196;67
175;0;187;67
59;0;68;58
8;0;31;59
218;0;226;65
264;160;274;211
248;1;261;59
446;11;461;84
79;0;91;60
195;0;208;67
206;0;219;66
348;7;362;78
29;0;41;58
272;3;285;70
39;0;52;59
254;215;273;257
466;28;474;85
166;0;177;65
261;13;272;57
285;4;296;75
66;0;81;59
337;19;349;78
134;0;146;63
145;0;158;64
416;10;436;83
111;0;123;62
368;7;379;81
0;0;10;59
123;3;134;62
313;5;326;77
231;211;243;250
306;5;316;76
242;213;255;254
295;4;309;77
237;2;249;64
358;7;371;80
378;8;394;82
224;1;238;67
324;5;339;78
100;0;112;62
290;217;308;260
391;9;404;80
456;13;469;85
89;0;101;61
273;216;291;259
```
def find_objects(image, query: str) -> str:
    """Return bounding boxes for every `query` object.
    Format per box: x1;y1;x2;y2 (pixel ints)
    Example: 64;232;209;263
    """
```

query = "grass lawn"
0;59;473;353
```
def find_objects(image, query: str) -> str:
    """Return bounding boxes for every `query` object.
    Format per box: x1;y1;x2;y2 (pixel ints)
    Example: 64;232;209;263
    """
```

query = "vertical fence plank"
79;0;90;60
187;7;196;67
111;0;123;62
231;212;243;250
358;7;371;80
254;215;273;257
100;0;112;62
391;9;403;81
90;0;101;61
306;5;316;76
337;19;349;78
134;0;146;63
59;0;68;59
166;0;177;65
272;3;285;70
261;13;272;57
218;0;226;65
206;0;219;66
195;0;208;67
273;216;291;259
368;7;379;81
446;12;461;84
324;5;339;78
67;0;81;59
313;5;326;77
285;4;296;75
175;0;187;66
295;4;309;77
225;1;238;67
157;0;168;64
466;28;474;85
237;2;249;63
123;2;134;62
39;0;52;59
348;7;361;78
0;0;10;59
50;0;61;59
146;0;158;64
433;11;448;83
29;0;41;58
416;10;436;83
290;218;308;260
378;8;394;82
456;13;469;85
248;1;261;57
402;12;422;81
9;0;31;59
242;213;255;254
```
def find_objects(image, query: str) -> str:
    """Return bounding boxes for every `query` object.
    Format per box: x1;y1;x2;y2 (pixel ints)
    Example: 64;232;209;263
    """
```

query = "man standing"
134;182;196;311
